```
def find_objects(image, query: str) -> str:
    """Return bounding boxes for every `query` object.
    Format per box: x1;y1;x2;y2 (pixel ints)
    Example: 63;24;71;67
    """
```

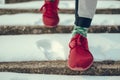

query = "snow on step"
0;1;120;9
0;14;120;26
0;72;120;80
0;34;120;62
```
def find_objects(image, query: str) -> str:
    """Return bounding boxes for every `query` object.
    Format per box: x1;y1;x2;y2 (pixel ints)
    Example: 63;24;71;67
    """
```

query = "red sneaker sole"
67;60;94;71
44;25;57;28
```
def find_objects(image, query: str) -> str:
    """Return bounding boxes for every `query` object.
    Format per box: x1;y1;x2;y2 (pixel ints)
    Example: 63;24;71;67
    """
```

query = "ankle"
72;25;88;37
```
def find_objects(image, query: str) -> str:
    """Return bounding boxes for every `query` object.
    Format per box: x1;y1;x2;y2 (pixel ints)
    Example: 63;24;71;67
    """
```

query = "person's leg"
68;0;97;71
40;0;59;28
75;0;97;28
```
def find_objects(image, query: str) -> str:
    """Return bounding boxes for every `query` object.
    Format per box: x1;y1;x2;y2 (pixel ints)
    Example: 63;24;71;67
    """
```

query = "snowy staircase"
0;0;120;76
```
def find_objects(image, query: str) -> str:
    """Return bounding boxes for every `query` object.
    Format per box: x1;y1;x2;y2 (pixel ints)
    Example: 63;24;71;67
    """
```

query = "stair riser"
0;61;120;76
0;9;120;15
0;25;120;35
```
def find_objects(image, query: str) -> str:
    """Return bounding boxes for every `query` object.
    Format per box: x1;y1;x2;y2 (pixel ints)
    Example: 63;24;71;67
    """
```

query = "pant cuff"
75;17;92;28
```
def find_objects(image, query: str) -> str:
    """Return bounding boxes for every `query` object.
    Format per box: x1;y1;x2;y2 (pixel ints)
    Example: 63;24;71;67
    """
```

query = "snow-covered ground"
0;14;120;26
0;72;120;80
0;1;120;9
0;34;120;62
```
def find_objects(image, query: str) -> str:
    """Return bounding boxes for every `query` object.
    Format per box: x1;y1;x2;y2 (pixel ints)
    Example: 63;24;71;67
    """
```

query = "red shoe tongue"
69;37;81;49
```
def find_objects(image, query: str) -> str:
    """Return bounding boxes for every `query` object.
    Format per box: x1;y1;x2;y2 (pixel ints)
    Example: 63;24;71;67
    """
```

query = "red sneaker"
68;34;93;71
40;0;59;28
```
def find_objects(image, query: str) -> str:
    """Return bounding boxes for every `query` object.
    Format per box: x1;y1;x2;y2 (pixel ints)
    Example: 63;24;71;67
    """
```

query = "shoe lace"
69;35;81;49
40;2;59;16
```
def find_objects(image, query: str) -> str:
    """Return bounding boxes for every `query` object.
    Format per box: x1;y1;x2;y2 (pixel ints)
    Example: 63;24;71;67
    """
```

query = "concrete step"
0;25;120;35
0;60;120;76
0;8;120;15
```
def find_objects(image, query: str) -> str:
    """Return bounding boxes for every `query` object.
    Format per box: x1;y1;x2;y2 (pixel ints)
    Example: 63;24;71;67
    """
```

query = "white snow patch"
0;14;120;26
0;34;120;62
0;1;120;9
0;72;120;80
